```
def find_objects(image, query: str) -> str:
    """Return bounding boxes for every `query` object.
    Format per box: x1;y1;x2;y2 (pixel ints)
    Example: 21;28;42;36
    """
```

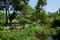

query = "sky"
29;0;60;12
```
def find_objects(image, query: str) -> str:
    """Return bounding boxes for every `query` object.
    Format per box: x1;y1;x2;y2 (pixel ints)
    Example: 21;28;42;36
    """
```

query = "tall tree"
35;0;47;21
8;0;30;25
35;0;47;12
0;0;11;25
12;0;29;11
0;0;30;25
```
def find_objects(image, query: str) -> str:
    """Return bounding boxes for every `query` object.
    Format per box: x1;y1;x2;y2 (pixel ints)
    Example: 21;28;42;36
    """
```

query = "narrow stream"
47;36;53;40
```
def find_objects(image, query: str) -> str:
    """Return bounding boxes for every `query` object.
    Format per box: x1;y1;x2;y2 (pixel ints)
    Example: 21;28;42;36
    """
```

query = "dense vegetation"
0;0;60;40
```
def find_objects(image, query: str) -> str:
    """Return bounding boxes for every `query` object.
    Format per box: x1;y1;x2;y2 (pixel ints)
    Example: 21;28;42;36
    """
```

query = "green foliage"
0;12;6;25
0;26;4;31
0;25;59;40
35;0;47;12
12;0;29;11
55;27;60;40
22;5;34;15
17;17;28;25
56;15;60;20
40;10;49;25
12;20;18;24
34;0;47;22
0;0;60;40
0;26;38;40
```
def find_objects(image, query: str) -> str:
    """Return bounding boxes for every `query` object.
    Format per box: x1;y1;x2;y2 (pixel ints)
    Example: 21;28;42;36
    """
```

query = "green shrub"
0;26;4;31
17;17;28;25
0;29;38;40
12;20;18;24
0;25;59;40
56;15;60;20
0;12;6;25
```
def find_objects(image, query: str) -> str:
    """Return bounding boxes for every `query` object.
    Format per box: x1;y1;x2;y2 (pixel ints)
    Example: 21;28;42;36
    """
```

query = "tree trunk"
10;19;12;26
5;9;8;26
8;9;12;26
